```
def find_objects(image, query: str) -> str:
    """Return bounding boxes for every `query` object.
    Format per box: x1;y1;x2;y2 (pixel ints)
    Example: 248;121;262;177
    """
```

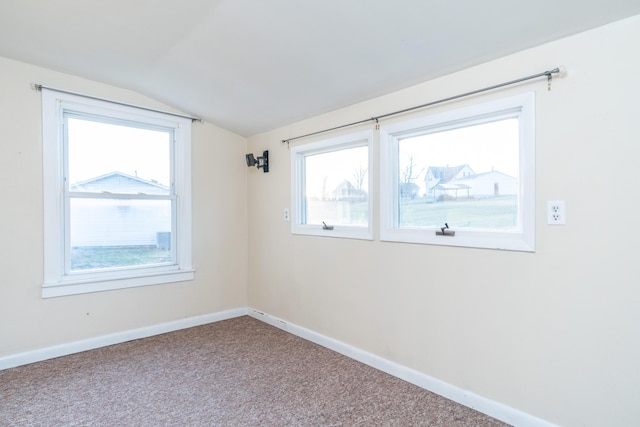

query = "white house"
452;170;518;198
70;172;171;248
425;165;516;200
425;164;475;198
71;171;169;195
331;179;366;201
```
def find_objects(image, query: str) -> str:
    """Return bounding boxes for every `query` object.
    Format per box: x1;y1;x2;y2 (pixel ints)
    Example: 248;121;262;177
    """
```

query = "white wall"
247;15;640;427
0;57;248;356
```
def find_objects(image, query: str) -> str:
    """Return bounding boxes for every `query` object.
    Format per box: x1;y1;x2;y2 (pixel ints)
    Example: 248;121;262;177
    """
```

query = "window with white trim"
380;93;535;251
291;130;373;240
42;89;193;298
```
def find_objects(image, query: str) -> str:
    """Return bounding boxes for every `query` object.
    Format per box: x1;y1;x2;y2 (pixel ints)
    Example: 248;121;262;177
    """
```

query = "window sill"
380;227;534;252
42;268;195;298
292;224;373;240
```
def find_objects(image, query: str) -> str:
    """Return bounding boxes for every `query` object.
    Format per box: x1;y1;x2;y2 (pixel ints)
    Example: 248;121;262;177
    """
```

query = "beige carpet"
0;316;510;426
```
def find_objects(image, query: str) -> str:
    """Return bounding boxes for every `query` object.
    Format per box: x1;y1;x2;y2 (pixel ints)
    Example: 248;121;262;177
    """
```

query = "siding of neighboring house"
70;172;171;247
70;199;171;247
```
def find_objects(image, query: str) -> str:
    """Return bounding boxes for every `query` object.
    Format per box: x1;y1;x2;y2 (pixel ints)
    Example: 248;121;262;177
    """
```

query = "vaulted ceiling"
1;1;639;137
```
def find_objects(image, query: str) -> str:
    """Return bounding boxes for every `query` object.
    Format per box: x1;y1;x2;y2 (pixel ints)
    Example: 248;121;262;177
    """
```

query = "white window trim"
42;89;194;298
380;92;535;252
290;130;374;240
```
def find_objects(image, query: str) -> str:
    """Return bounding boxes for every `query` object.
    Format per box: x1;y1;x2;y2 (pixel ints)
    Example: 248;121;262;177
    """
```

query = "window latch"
322;221;334;230
436;223;455;236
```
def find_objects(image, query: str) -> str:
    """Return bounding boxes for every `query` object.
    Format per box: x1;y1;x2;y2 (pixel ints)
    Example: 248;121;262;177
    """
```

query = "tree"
400;155;423;184
352;164;368;191
320;174;329;201
400;155;424;199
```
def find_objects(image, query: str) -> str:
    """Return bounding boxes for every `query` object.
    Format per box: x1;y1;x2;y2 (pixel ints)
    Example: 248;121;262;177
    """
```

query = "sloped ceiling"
1;0;639;137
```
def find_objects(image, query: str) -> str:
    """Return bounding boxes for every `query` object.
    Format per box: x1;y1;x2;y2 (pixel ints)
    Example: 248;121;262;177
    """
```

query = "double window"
42;89;193;297
292;93;535;251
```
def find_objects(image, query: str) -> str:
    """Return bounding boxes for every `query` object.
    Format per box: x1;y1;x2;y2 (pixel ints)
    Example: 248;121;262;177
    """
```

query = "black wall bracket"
246;150;269;173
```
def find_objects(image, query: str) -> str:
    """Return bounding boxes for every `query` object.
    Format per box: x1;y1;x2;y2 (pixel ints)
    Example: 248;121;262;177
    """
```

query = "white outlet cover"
547;200;566;225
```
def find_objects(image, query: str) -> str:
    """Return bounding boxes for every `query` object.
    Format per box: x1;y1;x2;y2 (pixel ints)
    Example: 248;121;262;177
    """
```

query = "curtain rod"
33;84;202;123
281;66;562;145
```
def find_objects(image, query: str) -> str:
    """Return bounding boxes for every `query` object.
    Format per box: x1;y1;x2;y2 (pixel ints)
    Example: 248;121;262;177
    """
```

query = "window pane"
69;198;172;271
67;117;171;195
304;145;368;226
398;118;519;231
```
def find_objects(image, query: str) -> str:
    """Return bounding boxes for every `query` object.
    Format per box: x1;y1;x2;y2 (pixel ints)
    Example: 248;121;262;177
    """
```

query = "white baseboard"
248;308;557;427
1;306;556;427
0;307;248;371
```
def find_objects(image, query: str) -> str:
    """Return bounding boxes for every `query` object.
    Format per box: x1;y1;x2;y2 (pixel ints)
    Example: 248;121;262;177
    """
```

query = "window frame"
290;130;374;240
379;92;535;252
42;89;194;298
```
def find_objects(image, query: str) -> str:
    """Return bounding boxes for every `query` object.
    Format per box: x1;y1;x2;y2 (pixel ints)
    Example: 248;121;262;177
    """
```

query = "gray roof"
426;165;473;183
70;172;169;195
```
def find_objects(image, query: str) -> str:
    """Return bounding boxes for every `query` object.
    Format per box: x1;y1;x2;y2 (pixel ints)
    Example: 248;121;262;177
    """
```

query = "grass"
71;245;171;271
400;196;518;229
306;196;518;229
306;199;369;225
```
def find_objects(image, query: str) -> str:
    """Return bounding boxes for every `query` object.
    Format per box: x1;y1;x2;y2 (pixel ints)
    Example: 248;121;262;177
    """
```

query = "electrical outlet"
547;200;566;225
283;208;290;221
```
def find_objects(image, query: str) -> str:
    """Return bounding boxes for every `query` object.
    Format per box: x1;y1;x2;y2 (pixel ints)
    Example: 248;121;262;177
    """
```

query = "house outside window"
290;130;373;240
380;93;535;251
42;89;194;298
68;172;173;271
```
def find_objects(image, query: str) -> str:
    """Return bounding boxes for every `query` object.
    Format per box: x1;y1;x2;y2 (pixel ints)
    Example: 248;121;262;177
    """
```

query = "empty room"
1;1;640;426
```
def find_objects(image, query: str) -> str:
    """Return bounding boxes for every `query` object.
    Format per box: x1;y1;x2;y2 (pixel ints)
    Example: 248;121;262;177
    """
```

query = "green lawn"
306;199;369;225
306;196;517;229
400;196;518;229
71;246;171;271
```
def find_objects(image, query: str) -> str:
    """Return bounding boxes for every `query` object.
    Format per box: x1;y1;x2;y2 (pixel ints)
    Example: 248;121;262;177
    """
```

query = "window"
291;130;373;239
42;89;193;297
380;93;535;251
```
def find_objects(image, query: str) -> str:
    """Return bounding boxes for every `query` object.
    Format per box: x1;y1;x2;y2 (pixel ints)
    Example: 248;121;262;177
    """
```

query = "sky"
67;117;171;186
399;118;519;180
67;115;518;199
303;117;519;199
305;145;368;199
